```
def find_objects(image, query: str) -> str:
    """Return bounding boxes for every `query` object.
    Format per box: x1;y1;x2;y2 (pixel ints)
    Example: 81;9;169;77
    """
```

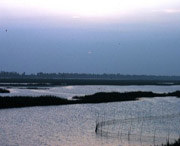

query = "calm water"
0;86;180;146
1;85;180;99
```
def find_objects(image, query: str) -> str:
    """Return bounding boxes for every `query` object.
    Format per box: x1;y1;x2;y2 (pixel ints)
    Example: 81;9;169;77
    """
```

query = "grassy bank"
0;91;180;109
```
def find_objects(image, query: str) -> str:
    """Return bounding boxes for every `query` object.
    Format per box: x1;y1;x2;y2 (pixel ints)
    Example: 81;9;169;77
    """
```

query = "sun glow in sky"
0;0;180;75
1;0;179;18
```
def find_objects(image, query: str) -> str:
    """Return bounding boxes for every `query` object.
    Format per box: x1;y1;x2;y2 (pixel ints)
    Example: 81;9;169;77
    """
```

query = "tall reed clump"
160;138;180;146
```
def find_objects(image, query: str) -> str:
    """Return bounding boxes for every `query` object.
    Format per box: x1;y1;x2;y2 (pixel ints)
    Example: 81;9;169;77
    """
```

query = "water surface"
1;85;180;99
0;97;180;146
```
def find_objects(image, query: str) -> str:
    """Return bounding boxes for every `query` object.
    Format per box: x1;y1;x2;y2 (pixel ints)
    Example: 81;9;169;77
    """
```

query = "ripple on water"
0;96;180;146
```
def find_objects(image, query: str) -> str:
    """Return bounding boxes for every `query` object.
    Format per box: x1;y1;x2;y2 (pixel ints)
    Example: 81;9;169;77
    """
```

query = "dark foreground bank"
0;91;180;109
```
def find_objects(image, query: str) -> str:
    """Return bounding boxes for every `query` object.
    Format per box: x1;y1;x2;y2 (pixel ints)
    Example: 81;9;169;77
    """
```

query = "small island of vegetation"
73;91;180;103
0;88;10;93
0;91;180;109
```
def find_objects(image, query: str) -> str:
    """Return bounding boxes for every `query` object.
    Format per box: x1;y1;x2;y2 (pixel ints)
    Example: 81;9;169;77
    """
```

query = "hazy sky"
0;0;180;75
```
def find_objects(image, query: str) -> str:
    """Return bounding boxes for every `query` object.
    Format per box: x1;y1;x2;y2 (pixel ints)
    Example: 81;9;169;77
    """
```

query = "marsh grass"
0;96;72;109
0;91;180;109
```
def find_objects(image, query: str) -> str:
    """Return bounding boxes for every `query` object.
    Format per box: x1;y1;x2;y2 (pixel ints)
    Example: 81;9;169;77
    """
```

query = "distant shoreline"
0;91;180;109
1;78;180;86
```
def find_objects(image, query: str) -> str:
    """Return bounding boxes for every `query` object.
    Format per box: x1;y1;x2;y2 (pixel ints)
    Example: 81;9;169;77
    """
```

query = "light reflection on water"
0;97;180;146
0;85;180;99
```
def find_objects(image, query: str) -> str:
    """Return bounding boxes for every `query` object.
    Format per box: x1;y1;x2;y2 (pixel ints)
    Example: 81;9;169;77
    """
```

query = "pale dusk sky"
0;0;180;75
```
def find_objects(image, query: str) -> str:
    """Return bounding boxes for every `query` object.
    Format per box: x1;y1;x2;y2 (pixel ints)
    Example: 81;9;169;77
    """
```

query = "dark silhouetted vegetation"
0;88;10;93
73;91;180;103
0;91;180;109
19;87;49;90
0;96;73;109
159;138;180;146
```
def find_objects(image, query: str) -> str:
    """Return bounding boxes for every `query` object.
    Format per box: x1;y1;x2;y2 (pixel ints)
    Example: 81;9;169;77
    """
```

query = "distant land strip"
1;71;180;82
1;78;180;86
0;91;180;109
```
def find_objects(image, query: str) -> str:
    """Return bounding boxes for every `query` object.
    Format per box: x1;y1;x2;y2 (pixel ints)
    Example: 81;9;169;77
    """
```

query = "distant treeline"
1;71;180;81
